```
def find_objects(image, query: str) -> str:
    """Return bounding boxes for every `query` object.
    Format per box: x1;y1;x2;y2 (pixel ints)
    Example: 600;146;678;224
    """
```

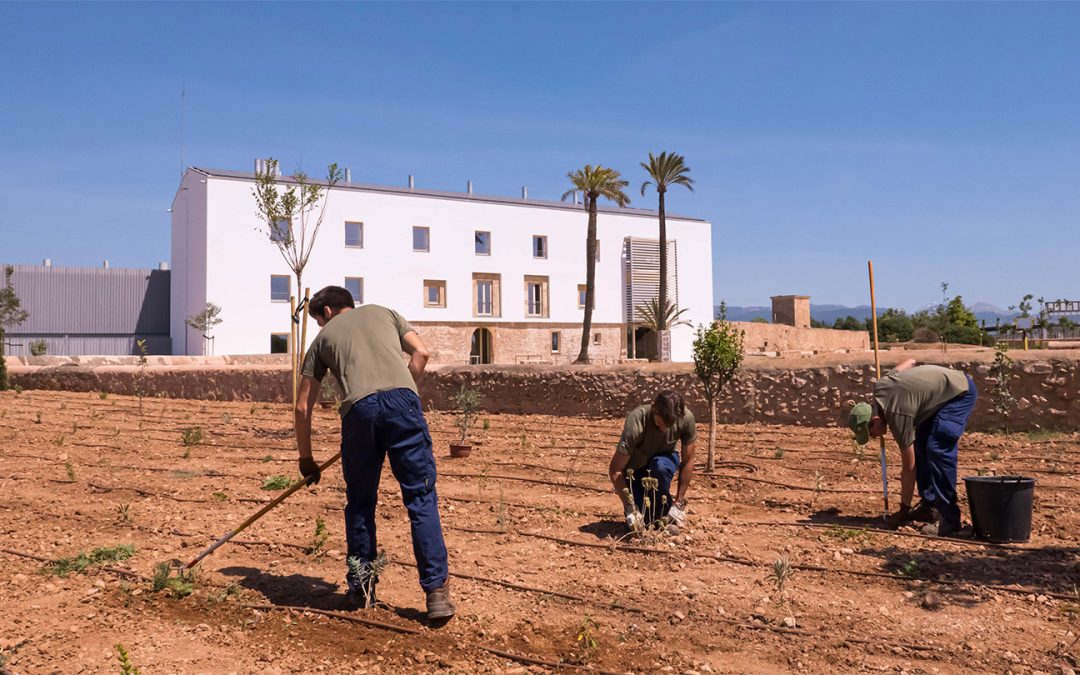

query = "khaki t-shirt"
301;305;417;416
616;404;697;471
873;365;969;448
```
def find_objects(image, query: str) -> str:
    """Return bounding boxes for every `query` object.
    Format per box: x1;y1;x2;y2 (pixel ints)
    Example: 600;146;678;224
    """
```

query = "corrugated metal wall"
2;264;170;356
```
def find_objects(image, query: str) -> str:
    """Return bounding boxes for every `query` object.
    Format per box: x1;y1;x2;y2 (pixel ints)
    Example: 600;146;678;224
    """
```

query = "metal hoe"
867;261;889;519
185;451;342;569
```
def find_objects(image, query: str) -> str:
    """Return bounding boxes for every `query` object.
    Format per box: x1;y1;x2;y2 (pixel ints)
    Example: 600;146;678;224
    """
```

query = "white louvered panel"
623;237;678;322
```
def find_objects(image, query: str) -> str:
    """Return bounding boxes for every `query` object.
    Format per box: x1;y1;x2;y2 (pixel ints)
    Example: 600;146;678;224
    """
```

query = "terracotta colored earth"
1;389;1076;673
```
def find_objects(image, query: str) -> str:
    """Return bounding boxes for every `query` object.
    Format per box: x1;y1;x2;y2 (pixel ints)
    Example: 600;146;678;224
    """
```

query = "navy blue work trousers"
629;452;680;524
913;375;978;528
340;388;448;592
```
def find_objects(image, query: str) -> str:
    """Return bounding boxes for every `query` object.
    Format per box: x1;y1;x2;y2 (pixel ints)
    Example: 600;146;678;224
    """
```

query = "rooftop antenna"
179;82;186;179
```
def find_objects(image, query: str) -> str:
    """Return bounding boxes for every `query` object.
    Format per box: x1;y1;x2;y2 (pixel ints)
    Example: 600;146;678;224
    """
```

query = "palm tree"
562;165;630;363
640;152;694;347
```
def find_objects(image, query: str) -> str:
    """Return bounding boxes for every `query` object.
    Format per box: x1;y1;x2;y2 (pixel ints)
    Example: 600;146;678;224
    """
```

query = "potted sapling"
449;384;481;458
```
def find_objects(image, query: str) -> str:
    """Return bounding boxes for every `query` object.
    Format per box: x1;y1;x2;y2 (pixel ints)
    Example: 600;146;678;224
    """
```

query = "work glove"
668;500;688;528
624;504;643;531
299;456;321;485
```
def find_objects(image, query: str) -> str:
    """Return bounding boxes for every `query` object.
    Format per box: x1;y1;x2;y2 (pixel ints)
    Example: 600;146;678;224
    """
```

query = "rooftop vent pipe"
408;174;415;189
467;180;473;194
43;258;52;267
344;168;351;183
103;260;110;269
158;262;169;270
522;186;528;200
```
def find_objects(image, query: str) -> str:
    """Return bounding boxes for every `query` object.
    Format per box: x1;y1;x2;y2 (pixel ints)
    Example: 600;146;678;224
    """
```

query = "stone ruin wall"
8;356;1078;432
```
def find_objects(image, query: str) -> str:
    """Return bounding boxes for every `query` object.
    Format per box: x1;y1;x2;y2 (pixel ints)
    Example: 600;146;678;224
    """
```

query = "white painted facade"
170;167;713;362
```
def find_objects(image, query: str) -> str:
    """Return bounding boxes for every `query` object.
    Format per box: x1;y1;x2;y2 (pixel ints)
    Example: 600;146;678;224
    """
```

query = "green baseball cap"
849;402;873;445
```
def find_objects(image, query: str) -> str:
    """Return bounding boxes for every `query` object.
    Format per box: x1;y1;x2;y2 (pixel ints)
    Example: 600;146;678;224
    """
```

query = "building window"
475;231;491;255
270;333;289;354
593;332;602;346
345;277;363;304
524;275;549;318
345;221;363;248
577;284;589;310
424;280;446;308
271;219;290;243
532;235;547;259
271;275;290;302
413;226;430;252
551;331;561;354
473;273;501;317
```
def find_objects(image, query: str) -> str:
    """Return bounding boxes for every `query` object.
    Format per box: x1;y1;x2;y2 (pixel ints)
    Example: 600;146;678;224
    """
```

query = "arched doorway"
469;328;494;365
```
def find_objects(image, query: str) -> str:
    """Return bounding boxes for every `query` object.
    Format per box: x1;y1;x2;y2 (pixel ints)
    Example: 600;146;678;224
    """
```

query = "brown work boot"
425;581;456;625
907;500;937;523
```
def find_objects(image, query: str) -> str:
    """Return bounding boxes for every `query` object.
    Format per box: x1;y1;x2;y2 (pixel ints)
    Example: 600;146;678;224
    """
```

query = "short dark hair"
309;286;355;317
651;390;685;426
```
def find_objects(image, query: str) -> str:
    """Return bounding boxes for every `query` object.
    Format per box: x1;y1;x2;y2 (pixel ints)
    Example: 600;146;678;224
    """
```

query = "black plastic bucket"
963;476;1036;543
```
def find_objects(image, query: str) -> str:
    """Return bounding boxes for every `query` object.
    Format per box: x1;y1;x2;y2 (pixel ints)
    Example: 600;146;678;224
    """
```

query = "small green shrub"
151;562;196;597
115;643;140;675
44;544;135;577
180;427;203;447
261;475;292;491
211;491;229;501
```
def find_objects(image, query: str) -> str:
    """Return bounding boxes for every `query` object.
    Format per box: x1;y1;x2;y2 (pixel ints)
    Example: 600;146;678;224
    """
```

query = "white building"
170;166;713;364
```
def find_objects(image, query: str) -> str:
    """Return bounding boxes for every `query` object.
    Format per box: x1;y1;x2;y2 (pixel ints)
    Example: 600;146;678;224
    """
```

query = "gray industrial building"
2;261;171;357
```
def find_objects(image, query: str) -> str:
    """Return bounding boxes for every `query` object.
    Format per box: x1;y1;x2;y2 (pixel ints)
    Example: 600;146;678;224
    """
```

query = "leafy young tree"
253;158;343;299
185;302;224;355
692;303;744;471
640;152;694;342
1009;294;1034;319
0;265;29;389
561;165;630;363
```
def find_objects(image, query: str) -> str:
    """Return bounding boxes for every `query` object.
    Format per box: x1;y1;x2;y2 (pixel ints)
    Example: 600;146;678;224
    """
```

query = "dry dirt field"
1;389;1078;674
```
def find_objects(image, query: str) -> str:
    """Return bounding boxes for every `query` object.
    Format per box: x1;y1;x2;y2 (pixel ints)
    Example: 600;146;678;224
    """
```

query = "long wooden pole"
289;295;298;409
299;287;310;398
868;261;889;518
185;451;342;569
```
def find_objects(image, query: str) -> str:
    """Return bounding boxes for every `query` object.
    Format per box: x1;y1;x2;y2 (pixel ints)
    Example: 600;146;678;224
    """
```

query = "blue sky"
1;2;1078;310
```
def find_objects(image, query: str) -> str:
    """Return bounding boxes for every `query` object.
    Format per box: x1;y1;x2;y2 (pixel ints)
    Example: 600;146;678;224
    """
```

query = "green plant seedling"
34;411;41;424
181;427;203;447
99;391;109;400
896;559;921;579
151;561;197;597
773;447;785;459
221;412;232;425
12;385;23;394
482;418;490;431
574;615;600;663
211;491;229;501
64;462;75;481
44;544;135;577
307;515;329;555
261;475;292;491
54;435;65;447
261;454;274;463
115;643;140;675
767;555;794;603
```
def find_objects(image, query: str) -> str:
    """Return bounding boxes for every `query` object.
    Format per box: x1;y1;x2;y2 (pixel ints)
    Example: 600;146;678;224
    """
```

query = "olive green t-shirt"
616;404;697;471
873;365;969;448
300;305;417;417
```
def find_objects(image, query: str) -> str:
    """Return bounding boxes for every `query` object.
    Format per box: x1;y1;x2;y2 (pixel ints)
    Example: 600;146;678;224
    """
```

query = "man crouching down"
608;390;696;535
294;286;454;624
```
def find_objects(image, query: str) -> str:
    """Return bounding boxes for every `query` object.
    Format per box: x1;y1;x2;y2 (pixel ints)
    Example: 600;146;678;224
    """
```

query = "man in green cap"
849;359;978;536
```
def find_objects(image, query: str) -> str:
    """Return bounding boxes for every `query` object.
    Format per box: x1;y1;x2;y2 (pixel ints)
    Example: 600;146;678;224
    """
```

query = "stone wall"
733;322;871;355
9;353;1079;431
411;322;624;366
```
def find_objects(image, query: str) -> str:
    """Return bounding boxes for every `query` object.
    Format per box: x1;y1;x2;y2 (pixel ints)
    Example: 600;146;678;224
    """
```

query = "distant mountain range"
719;302;1021;325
